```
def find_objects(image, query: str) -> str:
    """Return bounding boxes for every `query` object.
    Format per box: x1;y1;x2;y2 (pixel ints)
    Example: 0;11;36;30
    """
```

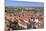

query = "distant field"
5;6;44;11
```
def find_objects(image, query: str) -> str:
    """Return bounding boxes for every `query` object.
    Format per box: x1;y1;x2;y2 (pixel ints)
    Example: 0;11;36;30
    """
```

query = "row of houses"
5;9;44;31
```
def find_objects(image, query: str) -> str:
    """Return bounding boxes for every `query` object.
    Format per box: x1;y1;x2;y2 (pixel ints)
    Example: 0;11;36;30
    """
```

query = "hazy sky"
5;0;44;7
